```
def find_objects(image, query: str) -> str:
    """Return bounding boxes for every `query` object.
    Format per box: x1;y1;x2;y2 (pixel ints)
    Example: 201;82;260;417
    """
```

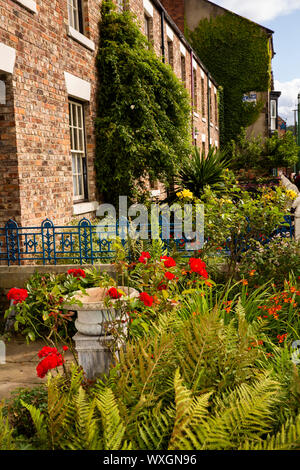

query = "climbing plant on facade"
187;12;272;146
95;0;192;205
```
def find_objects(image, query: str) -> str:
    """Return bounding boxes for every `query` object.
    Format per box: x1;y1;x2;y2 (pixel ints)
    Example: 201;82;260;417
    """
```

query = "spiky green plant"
176;146;231;197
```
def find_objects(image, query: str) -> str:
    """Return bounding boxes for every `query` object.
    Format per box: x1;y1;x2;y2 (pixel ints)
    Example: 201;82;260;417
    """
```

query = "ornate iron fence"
0;218;189;265
0;215;294;266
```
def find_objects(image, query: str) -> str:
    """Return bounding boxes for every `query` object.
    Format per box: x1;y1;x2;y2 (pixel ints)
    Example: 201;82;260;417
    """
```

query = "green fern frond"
137;401;173;450
175;375;283;450
96;387;126;450
64;387;101;450
21;399;48;445
0;405;16;450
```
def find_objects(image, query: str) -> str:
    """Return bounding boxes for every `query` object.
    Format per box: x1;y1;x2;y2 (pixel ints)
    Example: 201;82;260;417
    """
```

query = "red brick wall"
0;0;219;228
0;73;20;225
0;0;101;226
160;0;185;33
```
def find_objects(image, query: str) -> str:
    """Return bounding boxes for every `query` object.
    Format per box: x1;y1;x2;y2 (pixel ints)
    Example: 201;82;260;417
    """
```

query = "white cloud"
212;0;300;23
275;78;300;126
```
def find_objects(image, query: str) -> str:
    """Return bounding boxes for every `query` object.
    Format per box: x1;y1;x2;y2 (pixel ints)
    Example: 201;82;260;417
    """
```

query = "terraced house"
161;0;282;143
0;0;219;226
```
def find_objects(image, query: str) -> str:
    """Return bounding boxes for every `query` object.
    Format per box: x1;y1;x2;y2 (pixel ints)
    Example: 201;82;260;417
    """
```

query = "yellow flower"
223;198;233;204
178;189;194;200
286;190;298;200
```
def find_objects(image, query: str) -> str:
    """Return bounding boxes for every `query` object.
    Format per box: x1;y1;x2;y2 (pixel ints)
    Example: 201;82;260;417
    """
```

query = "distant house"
161;0;282;141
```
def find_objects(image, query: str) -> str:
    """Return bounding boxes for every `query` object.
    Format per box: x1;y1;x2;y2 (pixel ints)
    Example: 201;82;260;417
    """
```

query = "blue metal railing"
0;216;294;266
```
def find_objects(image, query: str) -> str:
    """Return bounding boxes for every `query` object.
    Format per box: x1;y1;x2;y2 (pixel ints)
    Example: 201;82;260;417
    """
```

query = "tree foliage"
95;1;192;205
187;12;271;145
227;128;300;170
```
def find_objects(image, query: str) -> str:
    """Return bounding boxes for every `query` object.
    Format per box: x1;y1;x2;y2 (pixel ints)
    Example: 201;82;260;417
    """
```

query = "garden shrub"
227;128;300;171
3;385;48;439
238;238;300;289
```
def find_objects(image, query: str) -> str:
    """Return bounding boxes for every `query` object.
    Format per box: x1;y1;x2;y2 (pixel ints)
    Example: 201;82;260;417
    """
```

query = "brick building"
0;0;219;227
160;0;282;141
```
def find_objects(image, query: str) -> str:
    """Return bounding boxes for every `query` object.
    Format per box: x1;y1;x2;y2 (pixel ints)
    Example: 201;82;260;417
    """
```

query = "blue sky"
212;0;300;125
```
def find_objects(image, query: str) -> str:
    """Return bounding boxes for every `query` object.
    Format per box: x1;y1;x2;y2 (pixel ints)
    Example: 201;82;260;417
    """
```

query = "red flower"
62;346;69;352
139;292;154;307
36;346;64;378
107;287;123;299
161;256;176;268
38;346;59;358
138;251;151;264
7;288;28;305
157;282;168;291
67;268;86;279
165;271;175;280
189;258;208;279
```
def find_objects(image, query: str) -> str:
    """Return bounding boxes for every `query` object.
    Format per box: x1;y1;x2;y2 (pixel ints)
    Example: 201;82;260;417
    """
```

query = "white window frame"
68;0;83;33
69;100;87;201
270;99;277;131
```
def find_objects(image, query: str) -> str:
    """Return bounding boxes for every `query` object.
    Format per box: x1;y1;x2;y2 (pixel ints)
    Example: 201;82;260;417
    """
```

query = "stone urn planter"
65;286;139;380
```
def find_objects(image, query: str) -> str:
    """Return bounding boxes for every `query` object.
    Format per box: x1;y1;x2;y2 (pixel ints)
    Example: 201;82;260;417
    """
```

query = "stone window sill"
73;201;99;216
202;117;207;123
193;112;199;118
13;0;37;13
68;26;95;52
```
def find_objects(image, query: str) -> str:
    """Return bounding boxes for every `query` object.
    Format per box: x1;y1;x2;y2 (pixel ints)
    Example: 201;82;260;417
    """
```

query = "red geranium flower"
36;346;64;378
189;258;208;279
139;292;154;307
161;256;176;268
7;288;28;305
67;268;86;279
107;287;123;299
165;271;175;280
138;251;151;264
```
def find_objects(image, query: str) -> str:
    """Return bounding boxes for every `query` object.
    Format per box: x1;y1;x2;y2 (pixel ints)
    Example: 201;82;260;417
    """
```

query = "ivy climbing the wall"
187;12;271;146
95;0;192;205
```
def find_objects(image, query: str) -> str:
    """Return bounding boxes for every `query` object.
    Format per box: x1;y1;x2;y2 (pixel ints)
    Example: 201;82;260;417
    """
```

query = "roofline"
149;0;219;87
200;0;274;35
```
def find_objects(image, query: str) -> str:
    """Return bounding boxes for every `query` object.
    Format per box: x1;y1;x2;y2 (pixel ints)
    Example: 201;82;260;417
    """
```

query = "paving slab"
0;338;75;401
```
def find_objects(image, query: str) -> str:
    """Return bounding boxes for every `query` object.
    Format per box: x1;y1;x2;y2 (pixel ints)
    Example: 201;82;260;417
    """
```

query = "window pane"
69;100;86;199
73;175;78;196
77;105;82;128
0;80;6;105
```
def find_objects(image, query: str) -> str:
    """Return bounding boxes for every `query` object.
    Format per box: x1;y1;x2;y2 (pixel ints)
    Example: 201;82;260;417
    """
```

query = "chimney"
160;0;185;33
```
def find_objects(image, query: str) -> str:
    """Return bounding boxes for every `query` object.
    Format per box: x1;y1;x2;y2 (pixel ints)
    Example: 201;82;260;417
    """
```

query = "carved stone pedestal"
73;333;114;380
66;286;139;380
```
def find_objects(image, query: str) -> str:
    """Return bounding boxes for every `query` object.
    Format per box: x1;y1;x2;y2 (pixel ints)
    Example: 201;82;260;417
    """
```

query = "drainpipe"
297;93;300;172
207;72;211;150
191;51;195;145
161;10;165;63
